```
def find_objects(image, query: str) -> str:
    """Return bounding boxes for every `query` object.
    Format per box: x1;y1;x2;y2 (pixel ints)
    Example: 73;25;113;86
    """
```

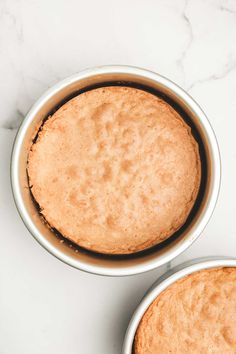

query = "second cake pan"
122;257;236;353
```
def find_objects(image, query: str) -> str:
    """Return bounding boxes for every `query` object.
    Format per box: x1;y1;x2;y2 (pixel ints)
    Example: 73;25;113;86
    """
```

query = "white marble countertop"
1;0;236;353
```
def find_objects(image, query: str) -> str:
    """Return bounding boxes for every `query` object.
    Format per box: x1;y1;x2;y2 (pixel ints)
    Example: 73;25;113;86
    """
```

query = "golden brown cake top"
27;86;200;254
135;267;236;354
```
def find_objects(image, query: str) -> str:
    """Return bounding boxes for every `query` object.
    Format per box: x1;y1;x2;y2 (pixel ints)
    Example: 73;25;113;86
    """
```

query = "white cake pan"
11;66;221;276
122;257;236;353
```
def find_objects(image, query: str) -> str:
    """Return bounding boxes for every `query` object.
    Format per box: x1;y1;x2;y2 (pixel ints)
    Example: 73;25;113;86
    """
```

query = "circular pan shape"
122;257;236;353
11;66;221;276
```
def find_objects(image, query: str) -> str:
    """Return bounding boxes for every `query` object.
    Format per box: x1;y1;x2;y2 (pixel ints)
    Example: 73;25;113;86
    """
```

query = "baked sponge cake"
27;86;201;255
134;267;236;354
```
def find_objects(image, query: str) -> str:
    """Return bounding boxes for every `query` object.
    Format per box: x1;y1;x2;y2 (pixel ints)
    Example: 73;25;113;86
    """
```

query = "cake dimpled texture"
27;86;201;255
135;267;236;354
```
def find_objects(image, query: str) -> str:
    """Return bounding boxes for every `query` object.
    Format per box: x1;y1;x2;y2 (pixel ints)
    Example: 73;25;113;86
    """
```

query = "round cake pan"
11;65;221;276
122;257;236;353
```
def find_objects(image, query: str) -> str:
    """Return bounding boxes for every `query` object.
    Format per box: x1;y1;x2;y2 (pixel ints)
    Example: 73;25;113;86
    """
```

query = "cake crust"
135;267;236;354
27;86;201;254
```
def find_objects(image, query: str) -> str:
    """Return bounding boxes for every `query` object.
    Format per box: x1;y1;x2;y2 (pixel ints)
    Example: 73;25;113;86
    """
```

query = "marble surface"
1;0;236;353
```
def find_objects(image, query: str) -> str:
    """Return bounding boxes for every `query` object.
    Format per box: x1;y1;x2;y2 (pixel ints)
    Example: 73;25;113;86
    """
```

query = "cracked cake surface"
27;86;201;254
135;267;236;354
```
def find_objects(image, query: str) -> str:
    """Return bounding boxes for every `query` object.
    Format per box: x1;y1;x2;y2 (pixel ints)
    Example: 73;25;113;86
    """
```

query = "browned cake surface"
27;86;200;254
135;267;236;354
